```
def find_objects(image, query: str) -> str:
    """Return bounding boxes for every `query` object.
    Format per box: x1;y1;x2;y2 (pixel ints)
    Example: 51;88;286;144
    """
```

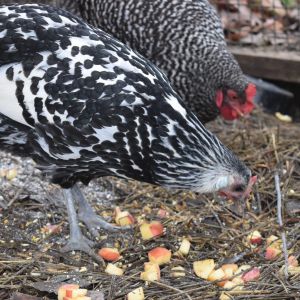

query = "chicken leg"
72;184;126;238
61;188;102;262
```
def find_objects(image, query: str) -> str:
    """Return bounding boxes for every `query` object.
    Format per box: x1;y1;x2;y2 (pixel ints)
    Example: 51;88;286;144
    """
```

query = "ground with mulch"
0;109;299;300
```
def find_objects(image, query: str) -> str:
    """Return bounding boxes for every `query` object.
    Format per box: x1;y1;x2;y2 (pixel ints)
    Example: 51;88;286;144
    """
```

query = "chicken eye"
232;184;245;193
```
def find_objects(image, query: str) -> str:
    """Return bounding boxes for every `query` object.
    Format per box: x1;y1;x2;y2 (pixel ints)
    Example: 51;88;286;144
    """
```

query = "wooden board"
230;47;300;84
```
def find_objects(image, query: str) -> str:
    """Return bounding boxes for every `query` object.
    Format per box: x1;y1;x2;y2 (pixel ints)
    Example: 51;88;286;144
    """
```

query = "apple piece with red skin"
58;284;79;300
265;235;282;260
114;207;135;226
148;247;171;265
58;284;88;300
288;255;298;267
98;247;121;261
140;221;164;240
265;247;281;260
241;267;260;282
247;230;263;246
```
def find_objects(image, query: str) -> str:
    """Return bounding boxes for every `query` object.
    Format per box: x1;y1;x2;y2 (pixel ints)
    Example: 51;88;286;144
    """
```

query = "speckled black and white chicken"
59;0;257;123
0;4;256;256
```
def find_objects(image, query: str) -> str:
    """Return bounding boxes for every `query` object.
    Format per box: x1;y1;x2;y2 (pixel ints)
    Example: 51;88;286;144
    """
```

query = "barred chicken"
59;0;256;123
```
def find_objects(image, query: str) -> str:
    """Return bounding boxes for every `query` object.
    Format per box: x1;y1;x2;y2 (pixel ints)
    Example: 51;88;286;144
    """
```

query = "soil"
0;109;300;300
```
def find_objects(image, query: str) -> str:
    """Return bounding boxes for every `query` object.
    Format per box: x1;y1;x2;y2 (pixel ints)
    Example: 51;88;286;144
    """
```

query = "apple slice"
143;262;160;280
288;266;300;275
221;264;238;278
114;207;135;226
98;247;120;261
144;262;160;274
140;221;164;240
223;281;236;290
241;267;260;282
58;284;80;300
178;238;191;256
246;230;262;246
127;287;145;300
105;263;124;276
141;262;160;282
207;268;226;282
266;235;281;249
171;266;186;277
216;264;239;287
148;247;171;265
288;255;299;267
193;259;215;279
140;270;160;282
265;246;281;260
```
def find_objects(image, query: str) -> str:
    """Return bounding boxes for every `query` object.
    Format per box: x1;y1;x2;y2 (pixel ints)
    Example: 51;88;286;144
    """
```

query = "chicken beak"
219;175;258;216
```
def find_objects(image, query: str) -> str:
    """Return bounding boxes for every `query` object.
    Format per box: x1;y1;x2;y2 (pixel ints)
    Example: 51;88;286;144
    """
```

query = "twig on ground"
151;280;193;300
274;172;289;279
272;133;279;164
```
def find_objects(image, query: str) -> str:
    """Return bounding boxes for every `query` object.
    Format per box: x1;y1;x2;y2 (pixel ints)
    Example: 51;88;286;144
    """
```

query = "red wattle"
219;105;238;120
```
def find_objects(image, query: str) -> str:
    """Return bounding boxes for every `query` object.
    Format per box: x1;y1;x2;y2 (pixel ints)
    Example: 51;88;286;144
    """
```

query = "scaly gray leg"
61;188;102;263
72;184;127;238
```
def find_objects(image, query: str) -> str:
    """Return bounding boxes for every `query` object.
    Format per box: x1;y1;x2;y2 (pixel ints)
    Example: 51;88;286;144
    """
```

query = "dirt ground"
0;109;299;300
